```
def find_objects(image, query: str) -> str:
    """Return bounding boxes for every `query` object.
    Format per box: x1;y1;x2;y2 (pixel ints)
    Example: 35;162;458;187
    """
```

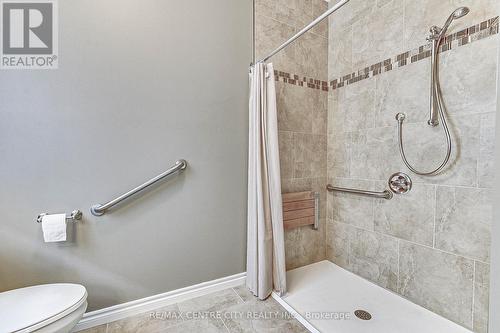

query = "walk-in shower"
396;8;470;176
254;0;498;330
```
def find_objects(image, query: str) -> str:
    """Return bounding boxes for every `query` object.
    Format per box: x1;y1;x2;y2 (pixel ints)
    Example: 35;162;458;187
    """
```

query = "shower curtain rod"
254;0;350;65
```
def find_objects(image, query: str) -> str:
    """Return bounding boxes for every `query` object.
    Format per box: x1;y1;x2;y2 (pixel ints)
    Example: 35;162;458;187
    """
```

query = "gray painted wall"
0;0;252;311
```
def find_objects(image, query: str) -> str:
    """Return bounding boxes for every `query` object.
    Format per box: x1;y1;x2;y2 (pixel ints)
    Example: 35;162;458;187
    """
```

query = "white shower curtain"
246;62;287;299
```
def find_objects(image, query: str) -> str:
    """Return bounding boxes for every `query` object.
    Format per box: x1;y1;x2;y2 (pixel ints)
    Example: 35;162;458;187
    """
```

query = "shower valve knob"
388;173;412;195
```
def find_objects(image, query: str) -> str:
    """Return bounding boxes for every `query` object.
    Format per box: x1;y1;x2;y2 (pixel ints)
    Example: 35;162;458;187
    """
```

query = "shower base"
272;261;471;333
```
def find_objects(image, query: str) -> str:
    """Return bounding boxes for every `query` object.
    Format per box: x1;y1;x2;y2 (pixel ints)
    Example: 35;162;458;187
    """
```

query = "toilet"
0;284;87;333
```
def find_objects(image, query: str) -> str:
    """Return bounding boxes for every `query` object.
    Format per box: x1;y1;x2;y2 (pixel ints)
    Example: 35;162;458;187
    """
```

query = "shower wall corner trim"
73;272;246;332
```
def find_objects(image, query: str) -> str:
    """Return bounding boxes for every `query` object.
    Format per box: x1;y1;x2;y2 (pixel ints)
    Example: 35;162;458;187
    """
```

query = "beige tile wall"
255;0;329;270
327;0;498;332
255;0;496;330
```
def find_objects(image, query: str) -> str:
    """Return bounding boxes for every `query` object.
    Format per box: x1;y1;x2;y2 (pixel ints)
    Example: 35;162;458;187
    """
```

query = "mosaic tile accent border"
274;71;329;92
272;17;498;93
330;16;499;91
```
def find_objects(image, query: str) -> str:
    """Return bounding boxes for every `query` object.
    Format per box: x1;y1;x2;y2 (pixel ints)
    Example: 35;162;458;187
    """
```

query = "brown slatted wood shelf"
282;191;319;230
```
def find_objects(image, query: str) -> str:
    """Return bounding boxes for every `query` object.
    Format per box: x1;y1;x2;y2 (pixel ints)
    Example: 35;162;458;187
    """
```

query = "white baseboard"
73;272;246;331
271;292;319;333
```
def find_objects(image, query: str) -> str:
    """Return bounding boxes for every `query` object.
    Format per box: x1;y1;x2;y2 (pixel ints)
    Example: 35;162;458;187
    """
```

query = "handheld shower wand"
396;7;469;176
428;7;469;126
436;7;470;39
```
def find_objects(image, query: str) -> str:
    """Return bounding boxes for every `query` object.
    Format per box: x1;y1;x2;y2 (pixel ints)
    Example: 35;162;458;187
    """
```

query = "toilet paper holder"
36;210;83;224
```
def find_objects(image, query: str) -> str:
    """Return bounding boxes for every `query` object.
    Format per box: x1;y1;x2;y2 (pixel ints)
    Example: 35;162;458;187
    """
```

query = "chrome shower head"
452;7;470;19
438;7;470;39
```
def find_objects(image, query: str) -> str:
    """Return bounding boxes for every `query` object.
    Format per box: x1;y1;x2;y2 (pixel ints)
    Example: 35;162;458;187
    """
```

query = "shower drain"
354;310;372;321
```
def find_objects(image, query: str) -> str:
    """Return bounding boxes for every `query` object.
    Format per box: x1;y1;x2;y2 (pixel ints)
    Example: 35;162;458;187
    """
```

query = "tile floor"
77;286;308;333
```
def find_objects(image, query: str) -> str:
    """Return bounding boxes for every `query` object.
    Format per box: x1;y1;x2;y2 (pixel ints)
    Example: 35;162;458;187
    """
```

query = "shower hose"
396;36;452;176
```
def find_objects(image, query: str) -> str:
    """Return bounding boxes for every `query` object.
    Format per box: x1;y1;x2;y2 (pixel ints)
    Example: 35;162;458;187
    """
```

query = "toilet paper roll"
42;214;67;242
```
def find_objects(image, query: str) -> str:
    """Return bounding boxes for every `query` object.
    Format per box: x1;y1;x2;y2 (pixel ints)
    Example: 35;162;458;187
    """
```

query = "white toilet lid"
0;284;87;333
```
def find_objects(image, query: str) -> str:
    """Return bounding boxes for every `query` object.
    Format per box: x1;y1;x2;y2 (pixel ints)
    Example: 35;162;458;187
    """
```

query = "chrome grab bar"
326;184;393;200
91;159;188;216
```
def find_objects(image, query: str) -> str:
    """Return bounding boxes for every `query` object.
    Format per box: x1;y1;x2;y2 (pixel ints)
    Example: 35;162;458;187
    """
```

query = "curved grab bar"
326;184;393;200
91;159;188;216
